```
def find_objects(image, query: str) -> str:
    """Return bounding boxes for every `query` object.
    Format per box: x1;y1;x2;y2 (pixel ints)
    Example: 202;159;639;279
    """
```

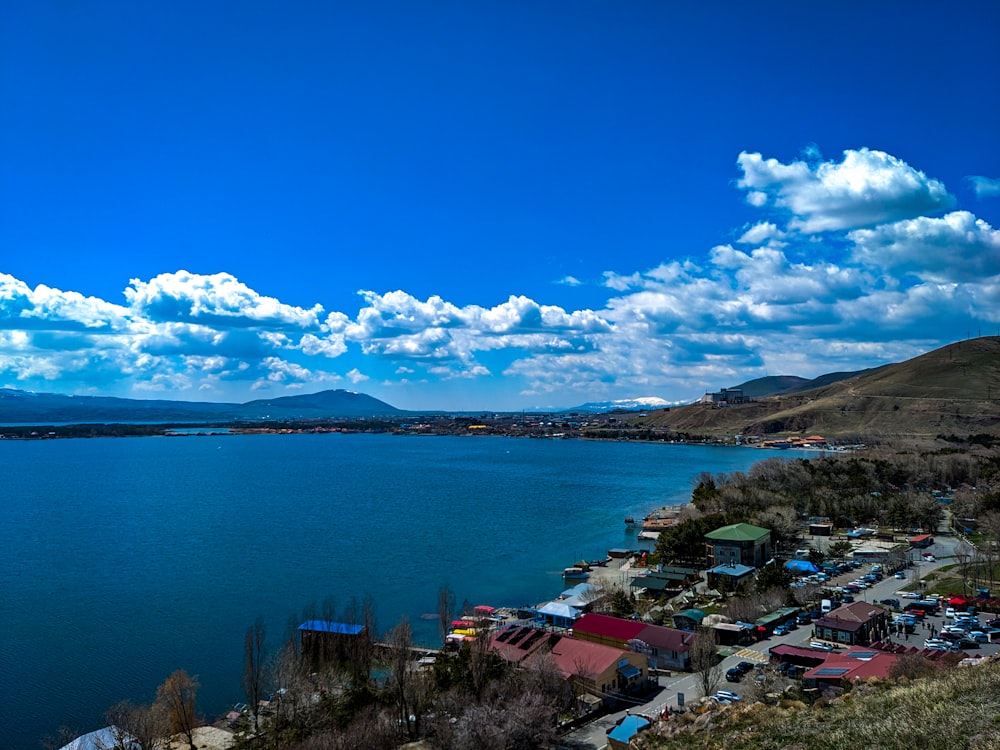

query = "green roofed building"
705;523;772;568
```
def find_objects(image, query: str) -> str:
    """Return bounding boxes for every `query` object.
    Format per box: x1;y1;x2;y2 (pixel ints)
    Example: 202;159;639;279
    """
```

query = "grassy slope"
639;659;1000;750
632;337;1000;440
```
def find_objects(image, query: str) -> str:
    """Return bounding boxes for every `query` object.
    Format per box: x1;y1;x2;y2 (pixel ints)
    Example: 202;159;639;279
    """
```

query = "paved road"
560;534;970;750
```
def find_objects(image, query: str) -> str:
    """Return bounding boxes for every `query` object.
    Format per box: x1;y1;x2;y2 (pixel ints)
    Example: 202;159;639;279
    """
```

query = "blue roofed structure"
784;559;819;573
607;714;651;749
298;620;366;635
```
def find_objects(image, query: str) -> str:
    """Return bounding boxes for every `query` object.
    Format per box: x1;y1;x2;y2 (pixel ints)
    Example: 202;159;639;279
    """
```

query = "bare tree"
689;629;722;698
387;616;419;738
242;616;266;733
99;700;167;750
437;583;456;644
155;670;200;748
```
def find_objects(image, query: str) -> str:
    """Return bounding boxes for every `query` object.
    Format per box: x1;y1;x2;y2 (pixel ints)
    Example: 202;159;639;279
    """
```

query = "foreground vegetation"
638;658;1000;750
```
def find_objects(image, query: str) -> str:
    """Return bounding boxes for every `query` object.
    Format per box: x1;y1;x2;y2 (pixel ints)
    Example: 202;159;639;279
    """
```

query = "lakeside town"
60;435;1000;750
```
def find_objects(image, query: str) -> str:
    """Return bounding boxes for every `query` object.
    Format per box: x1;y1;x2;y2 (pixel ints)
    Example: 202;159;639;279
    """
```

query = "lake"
0;433;797;748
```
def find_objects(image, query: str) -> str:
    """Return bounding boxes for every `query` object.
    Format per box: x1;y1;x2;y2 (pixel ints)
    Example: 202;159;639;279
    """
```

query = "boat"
625;516;638;529
563;566;591;580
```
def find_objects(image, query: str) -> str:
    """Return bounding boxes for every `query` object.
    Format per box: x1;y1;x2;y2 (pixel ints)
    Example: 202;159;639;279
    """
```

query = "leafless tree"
99;700;167;750
154;669;200;749
437;583;457;644
689;629;722;698
242;616;266;733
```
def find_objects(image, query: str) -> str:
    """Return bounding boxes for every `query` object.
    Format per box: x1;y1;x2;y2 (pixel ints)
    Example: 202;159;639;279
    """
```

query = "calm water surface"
0;434;795;748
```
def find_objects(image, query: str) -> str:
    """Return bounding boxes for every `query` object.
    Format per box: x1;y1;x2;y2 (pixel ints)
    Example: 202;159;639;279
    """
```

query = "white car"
900;592;921;599
809;641;835;651
945;607;956;618
715;690;741;701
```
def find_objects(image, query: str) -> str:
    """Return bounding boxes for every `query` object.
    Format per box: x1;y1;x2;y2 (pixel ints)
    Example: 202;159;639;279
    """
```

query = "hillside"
630;337;1000;441
638;657;1000;750
0;388;404;423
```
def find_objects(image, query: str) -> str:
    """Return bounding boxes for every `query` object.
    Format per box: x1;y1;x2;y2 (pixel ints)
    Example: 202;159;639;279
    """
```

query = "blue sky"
2;2;999;411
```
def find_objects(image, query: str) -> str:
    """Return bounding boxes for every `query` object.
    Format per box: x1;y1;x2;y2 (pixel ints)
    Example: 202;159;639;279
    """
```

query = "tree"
755;561;792;592
437;583;456;644
242;616;266;733
155;669;200;748
100;700;167;750
828;539;853;559
688;629;722;698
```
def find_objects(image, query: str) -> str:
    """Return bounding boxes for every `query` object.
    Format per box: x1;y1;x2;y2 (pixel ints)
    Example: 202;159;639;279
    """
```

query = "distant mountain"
569;396;679;413
629;337;1000;440
0;388;403;424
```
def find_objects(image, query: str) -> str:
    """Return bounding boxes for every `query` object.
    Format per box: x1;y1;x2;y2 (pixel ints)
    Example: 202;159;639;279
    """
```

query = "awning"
618;664;642;679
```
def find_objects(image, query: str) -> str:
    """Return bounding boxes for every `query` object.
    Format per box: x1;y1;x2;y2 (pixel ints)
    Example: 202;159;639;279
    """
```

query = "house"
672;608;707;630
705;523;772;568
547;636;649;700
489;627;649;707
571;613;696;671
803;647;900;691
629;567;697;598
706;562;756;588
908;533;934;548
813;602;891;647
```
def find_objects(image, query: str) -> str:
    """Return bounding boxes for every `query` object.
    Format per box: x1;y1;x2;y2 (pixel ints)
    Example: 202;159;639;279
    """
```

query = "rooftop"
705;522;771;542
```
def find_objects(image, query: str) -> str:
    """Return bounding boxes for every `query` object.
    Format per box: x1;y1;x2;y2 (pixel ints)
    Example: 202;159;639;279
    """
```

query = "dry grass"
637;659;1000;750
628;337;1000;440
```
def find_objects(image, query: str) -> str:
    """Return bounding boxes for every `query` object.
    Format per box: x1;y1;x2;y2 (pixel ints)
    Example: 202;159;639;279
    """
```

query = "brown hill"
633;336;1000;441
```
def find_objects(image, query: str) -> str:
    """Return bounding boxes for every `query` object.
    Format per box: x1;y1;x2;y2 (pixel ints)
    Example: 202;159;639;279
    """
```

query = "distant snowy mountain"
569;396;678;413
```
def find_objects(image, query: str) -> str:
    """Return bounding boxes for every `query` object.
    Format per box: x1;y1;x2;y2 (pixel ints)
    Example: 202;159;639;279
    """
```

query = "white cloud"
557;275;583;286
737;222;785;246
737;148;955;233
125;270;323;329
2;146;996;408
346;368;369;384
965;176;1000;198
849;211;1000;283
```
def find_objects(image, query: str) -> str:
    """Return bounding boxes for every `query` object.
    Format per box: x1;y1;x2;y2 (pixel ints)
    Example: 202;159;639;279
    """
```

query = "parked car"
809;641;834;651
715;690;741;701
880;598;900;609
736;661;756;673
725;668;743;682
956;638;980;649
895;571;906;579
969;631;989;643
774;625;791;636
901;591;921;598
841;594;855;603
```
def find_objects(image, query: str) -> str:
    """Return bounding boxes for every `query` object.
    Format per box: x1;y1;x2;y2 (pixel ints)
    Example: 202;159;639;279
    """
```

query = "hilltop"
625;337;1000;441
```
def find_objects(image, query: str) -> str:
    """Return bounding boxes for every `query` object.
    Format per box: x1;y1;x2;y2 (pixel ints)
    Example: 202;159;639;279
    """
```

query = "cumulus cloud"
737;222;786;246
737;148;955;233
965;175;1000;198
125;270;323;329
2;145;996;408
849;211;1000;283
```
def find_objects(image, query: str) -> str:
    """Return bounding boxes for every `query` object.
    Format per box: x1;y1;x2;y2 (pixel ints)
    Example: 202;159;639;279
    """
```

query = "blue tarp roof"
608;714;650;743
784;559;819;573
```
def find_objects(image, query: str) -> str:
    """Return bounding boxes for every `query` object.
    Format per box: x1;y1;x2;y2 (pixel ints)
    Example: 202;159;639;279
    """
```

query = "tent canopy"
784;559;819;573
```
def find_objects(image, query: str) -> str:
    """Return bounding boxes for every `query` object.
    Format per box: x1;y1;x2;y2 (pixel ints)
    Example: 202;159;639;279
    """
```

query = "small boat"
625;516;638;528
563;566;591;580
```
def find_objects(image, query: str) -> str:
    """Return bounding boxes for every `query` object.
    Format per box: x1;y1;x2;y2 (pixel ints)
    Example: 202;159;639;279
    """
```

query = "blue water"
0;434;794;747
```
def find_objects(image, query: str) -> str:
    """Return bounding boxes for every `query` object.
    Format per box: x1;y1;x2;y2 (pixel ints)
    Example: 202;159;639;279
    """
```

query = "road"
560;533;969;750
